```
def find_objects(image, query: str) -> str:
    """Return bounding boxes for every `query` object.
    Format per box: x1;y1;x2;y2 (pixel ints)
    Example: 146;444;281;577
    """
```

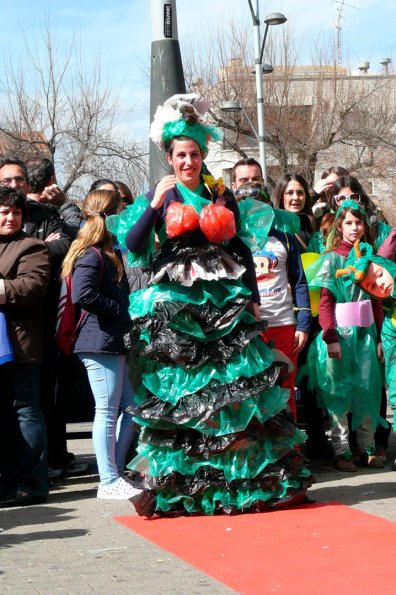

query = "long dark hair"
272;173;313;216
331;204;373;250
330;176;371;212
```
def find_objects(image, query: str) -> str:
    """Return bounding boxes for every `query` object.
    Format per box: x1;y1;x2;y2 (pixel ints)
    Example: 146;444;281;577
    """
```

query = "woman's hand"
313;178;334;196
151;175;177;210
293;331;308;354
377;341;384;363
327;342;341;360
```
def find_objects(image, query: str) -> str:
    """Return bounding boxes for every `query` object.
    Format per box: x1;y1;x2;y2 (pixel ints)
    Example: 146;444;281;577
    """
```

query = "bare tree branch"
0;25;148;198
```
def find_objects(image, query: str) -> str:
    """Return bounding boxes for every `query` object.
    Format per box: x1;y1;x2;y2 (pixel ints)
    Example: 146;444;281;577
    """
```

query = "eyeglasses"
0;176;27;187
235;187;270;201
334;193;361;206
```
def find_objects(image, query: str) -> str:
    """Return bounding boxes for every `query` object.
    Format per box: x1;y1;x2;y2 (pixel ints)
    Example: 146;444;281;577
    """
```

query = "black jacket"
24;199;72;333
25;199;71;263
59;202;82;240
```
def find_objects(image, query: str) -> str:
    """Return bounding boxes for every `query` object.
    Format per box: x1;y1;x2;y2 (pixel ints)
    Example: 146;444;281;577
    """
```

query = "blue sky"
0;0;395;144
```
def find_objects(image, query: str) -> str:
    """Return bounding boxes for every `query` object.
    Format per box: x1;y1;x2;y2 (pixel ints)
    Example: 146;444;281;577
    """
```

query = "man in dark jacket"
26;156;82;239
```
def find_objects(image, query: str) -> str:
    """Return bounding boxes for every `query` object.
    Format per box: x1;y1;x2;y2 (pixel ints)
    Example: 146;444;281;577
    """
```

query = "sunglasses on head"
334;193;361;205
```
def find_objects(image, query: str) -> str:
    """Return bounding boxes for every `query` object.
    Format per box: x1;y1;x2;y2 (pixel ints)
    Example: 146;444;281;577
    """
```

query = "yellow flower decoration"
202;174;226;196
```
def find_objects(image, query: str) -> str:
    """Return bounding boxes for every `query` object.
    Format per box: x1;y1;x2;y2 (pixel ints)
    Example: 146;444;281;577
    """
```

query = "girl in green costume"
116;94;312;516
304;201;385;471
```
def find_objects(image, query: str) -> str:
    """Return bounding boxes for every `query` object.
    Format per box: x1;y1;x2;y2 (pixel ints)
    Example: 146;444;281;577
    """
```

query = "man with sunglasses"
231;158;311;419
231;157;272;204
231;157;265;191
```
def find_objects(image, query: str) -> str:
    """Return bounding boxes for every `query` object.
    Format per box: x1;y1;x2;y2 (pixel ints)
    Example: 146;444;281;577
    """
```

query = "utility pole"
149;0;186;185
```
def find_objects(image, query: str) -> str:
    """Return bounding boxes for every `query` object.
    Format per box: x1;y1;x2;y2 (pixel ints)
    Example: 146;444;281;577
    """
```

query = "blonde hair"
62;190;123;282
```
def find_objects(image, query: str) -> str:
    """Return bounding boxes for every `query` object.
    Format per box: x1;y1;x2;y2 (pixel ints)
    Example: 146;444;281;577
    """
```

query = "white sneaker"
97;476;143;500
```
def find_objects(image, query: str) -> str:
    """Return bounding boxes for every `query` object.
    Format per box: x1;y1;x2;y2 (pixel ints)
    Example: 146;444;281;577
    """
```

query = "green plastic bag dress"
304;251;382;430
121;185;311;517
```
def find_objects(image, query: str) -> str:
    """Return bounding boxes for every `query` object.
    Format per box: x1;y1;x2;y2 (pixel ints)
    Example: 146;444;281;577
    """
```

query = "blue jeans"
0;362;48;496
78;353;135;486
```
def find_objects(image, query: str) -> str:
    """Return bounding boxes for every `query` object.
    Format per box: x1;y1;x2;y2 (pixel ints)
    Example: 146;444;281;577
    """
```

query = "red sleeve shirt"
318;241;384;344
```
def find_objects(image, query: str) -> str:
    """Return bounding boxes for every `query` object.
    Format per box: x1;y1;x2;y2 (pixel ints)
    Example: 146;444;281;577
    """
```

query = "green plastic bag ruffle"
305;326;382;430
140;319;265;368
237;197;273;251
304;251;343;294
307;231;326;254
138;411;305;459
375;221;392;249
134;385;290;436
129;425;307;481
130;449;312;516
116;195;155;266
153;477;309;515
144;300;257;342
129;279;251;319
272;208;300;234
381;316;396;413
168;309;257;341
141;336;274;403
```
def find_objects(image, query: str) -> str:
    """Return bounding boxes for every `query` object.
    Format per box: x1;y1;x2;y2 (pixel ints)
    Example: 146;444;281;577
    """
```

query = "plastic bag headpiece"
335;240;374;284
149;93;223;156
336;239;396;299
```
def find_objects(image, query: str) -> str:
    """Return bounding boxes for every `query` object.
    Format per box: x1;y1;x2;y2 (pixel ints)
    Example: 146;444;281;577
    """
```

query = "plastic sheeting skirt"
127;241;312;517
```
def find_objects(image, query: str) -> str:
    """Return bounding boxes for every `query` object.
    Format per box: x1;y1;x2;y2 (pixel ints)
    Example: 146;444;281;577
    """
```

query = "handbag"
0;306;15;365
55;246;104;355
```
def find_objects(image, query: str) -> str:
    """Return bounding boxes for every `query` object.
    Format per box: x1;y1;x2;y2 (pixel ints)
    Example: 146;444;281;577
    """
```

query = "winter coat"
72;246;131;354
0;230;50;363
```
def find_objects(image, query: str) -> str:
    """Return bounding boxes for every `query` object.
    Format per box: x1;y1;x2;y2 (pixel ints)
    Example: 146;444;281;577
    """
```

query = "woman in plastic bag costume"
116;94;312;516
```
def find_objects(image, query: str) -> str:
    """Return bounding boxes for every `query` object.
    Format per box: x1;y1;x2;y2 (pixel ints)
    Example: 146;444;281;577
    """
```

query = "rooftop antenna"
332;0;361;66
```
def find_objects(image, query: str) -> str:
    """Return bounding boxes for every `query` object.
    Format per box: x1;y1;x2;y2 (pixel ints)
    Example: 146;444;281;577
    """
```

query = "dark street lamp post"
247;2;287;183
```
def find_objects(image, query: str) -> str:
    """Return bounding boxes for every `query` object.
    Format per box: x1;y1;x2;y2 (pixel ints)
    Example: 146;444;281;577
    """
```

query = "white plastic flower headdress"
149;93;223;156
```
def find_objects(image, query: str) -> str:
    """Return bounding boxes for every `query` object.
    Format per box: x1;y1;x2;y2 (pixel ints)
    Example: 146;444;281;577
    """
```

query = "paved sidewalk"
1;422;396;594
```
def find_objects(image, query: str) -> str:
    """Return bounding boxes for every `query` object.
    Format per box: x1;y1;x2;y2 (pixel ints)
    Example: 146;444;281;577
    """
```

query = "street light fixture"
220;100;260;143
251;63;274;75
247;2;287;183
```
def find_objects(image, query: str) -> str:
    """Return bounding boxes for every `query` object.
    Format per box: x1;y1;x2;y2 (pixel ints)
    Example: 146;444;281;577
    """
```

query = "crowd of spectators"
0;147;394;510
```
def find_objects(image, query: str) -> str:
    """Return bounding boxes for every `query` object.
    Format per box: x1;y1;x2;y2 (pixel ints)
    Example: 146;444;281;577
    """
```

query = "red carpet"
115;503;396;594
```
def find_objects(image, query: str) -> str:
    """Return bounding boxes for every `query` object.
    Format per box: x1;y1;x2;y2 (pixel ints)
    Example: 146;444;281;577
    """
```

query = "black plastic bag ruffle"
138;413;299;458
153;297;250;334
141;320;267;367
133;364;283;425
146;450;308;493
151;241;243;275
133;453;312;518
